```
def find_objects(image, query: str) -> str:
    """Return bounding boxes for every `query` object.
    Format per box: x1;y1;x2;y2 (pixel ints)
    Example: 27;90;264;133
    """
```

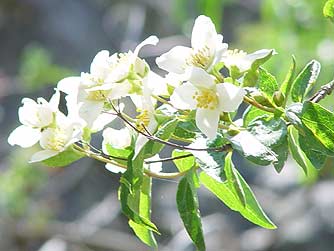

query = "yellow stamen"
193;89;218;110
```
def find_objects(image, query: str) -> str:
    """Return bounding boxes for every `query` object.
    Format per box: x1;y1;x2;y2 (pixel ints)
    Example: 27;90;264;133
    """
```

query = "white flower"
102;127;132;150
8;90;60;148
102;126;132;174
170;67;245;139
133;83;159;156
156;15;227;74
221;49;275;73
29;113;82;163
57;36;159;129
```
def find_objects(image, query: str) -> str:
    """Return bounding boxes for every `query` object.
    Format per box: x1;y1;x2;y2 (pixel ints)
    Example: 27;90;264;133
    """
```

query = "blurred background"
1;0;334;250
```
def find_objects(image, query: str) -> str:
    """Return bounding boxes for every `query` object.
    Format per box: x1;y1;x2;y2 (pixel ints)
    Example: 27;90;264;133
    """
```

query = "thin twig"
110;101;230;152
73;143;189;179
145;153;194;164
309;80;334;103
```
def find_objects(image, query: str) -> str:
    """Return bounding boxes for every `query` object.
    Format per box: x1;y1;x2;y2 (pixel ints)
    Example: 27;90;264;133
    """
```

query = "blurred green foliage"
0;150;46;216
235;0;334;108
323;0;334;22
18;44;74;91
173;0;236;31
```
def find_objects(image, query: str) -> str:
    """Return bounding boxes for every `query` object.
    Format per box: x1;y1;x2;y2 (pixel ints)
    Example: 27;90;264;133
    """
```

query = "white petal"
156;46;191;74
134;36;159;57
134;118;158;157
57;76;81;95
8;125;41;148
90;50;110;76
49;89;60;111
79;101;104;128
134;134;149;157
186;67;215;88
191;15;219;52
245;49;275;63
108;81;131;100
170;82;197;110
91;112;117;132
102;127;132;150
29;150;59;163
145;71;168;96
145;155;162;173
195;108;220;139
105;163;126;174
216;83;245;112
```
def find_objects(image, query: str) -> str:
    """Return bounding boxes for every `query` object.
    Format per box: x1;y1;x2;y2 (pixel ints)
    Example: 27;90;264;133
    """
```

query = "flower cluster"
8;15;275;170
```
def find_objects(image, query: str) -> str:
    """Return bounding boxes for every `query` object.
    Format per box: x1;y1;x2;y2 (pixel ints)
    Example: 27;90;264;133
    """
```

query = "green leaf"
301;102;334;153
173;121;198;142
324;0;334;22
224;152;246;206
104;144;132;159
243;50;275;87
258;68;279;100
189;134;228;179
42;146;84;167
177;169;205;251
299;134;328;170
172;150;195;172
200;171;276;229
243;105;271;126
287;126;313;174
280;55;296;106
143;119;178;158
291;60;321;102
129;176;157;248
247;117;288;172
119;152;159;234
228;130;278;166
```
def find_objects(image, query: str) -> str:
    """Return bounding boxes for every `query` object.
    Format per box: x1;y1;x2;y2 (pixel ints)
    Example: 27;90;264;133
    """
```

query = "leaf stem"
243;96;276;113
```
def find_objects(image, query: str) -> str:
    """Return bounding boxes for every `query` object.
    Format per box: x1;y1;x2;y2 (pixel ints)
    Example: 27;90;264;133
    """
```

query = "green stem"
243;96;276;113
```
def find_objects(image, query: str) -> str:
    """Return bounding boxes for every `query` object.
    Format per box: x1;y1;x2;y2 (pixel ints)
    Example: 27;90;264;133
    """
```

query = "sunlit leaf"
177;169;205;251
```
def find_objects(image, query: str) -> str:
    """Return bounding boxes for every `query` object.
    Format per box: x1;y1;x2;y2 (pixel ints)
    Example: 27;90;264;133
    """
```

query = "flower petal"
191;15;219;52
186;66;215;88
195;108;220;139
156;46;191;74
79;101;104;127
170;82;197;110
90;50;110;77
102;127;132;150
29;150;59;163
245;49;275;63
8;125;41;148
134;35;159;57
91;112;117;132
216;83;245;112
49;89;61;111
145;154;162;173
145;71;168;96
108;81;131;100
57;76;81;96
105;163;126;174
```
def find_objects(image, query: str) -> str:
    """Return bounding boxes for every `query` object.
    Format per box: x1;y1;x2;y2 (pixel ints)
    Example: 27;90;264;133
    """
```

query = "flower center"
136;109;150;131
86;90;109;101
193;89;218;110
187;46;212;69
45;128;68;151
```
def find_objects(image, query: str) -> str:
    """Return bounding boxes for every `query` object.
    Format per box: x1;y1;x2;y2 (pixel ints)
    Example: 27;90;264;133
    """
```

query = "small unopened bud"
273;91;285;107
